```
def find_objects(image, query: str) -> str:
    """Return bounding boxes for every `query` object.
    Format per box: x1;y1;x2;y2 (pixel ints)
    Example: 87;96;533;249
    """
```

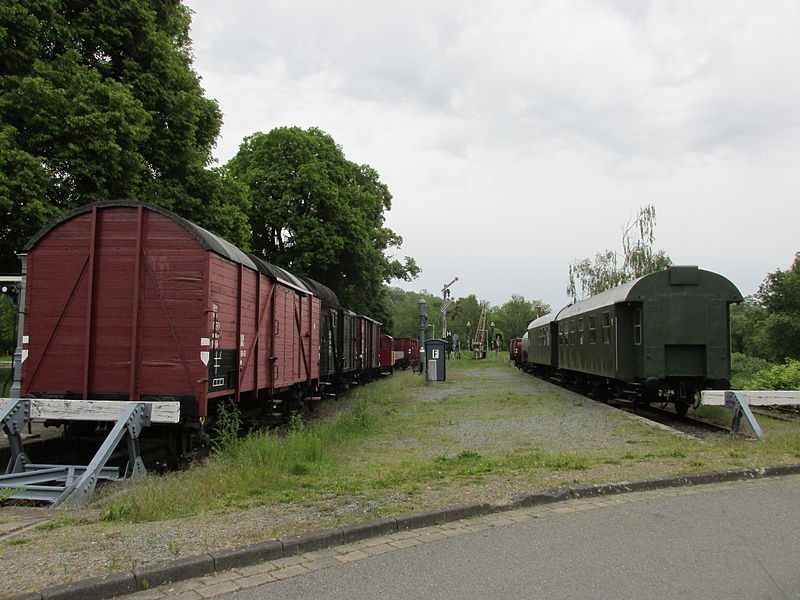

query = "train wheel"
674;401;689;417
591;380;609;402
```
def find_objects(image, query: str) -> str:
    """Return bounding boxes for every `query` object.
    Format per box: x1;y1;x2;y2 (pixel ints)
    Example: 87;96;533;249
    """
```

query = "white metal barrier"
0;398;180;506
701;390;800;440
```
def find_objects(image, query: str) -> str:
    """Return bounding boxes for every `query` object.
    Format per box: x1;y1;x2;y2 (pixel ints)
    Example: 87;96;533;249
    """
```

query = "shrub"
730;352;775;389
749;358;800;390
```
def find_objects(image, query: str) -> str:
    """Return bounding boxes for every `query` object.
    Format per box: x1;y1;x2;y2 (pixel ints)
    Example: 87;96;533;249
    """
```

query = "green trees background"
0;1;415;333
225;127;418;321
729;253;800;389
384;288;547;352
0;0;251;274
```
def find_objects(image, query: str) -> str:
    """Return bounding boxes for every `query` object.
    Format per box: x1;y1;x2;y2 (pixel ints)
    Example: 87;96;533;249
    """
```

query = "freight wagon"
15;201;389;450
392;337;419;370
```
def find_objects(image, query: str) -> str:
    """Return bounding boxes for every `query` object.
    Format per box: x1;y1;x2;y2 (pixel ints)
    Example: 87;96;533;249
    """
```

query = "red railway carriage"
392;337;419;369
354;315;381;379
19;201;320;419
379;334;394;374
509;337;523;366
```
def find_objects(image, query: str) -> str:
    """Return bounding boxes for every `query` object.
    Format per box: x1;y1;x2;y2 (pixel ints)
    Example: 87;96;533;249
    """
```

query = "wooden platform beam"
0;398;180;424
700;390;800;407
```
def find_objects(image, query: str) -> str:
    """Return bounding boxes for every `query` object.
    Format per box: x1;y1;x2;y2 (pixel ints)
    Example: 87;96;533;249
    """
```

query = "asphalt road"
218;476;800;600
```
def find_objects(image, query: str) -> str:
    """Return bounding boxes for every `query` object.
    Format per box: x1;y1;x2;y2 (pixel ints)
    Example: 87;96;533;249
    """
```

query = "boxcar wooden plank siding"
19;202;334;425
23;206;204;408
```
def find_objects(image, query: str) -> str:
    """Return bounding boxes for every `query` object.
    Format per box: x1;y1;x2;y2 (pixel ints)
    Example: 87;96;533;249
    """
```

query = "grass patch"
3;538;29;547
93;353;800;525
34;515;83;532
98;388;381;522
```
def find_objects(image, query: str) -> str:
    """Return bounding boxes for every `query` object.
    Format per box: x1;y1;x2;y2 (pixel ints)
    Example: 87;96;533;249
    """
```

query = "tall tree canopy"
492;295;549;340
755;253;800;362
567;205;672;300
731;253;800;364
0;0;250;272
226;127;419;317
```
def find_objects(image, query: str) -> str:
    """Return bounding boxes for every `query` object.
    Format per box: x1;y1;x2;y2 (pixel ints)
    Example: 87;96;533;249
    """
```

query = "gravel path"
0;363;686;597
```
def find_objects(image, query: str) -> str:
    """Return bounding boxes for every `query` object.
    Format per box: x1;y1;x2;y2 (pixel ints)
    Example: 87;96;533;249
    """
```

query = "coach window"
588;316;597;344
602;311;611;343
634;309;642;345
578;318;584;344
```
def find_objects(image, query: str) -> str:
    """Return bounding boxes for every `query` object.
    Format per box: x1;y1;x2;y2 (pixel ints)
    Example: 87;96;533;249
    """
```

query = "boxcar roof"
21;201;317;294
299;276;342;309
22;200;256;268
247;254;311;295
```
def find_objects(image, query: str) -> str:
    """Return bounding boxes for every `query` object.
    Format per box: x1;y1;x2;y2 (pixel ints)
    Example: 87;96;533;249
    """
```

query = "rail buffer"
0;398;180;507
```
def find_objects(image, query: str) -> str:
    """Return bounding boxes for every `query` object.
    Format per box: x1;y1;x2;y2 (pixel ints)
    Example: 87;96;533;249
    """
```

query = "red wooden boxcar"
379;334;394;374
509;337;523;366
354;315;381;380
19;201;320;419
392;337;419;369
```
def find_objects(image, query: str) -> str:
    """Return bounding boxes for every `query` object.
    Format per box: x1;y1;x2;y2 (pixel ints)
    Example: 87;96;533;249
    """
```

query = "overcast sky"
184;0;800;311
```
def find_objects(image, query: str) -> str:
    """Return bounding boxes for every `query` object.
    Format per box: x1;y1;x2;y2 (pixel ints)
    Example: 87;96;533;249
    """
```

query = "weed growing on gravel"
3;538;29;546
34;515;77;532
211;399;242;452
97;387;383;522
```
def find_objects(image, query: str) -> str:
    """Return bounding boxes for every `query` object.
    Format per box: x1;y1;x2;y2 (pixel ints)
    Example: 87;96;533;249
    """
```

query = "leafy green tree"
730;352;775;389
226;127;418;317
0;295;16;357
567;205;672;300
755;253;800;362
730;254;800;364
446;294;483;348
0;0;250;272
730;296;770;358
492;295;549;340
385;287;442;339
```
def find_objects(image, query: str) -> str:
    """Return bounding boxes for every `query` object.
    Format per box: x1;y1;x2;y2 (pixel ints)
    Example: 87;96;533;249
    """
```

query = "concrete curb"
10;463;800;600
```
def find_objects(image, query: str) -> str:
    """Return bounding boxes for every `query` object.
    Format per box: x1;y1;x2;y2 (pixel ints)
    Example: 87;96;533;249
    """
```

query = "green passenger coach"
524;266;742;414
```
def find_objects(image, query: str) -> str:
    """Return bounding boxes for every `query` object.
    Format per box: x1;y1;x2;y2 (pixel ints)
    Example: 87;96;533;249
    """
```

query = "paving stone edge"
10;462;800;600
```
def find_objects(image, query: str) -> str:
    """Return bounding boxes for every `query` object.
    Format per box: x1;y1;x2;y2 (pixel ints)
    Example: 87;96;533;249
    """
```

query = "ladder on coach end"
0;399;180;507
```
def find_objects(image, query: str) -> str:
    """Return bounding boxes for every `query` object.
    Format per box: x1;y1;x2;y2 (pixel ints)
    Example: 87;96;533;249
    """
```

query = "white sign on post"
432;349;439;359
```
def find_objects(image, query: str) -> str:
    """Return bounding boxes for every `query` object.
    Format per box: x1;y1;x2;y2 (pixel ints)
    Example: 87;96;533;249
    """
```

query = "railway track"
604;398;732;439
534;372;734;439
751;406;800;423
